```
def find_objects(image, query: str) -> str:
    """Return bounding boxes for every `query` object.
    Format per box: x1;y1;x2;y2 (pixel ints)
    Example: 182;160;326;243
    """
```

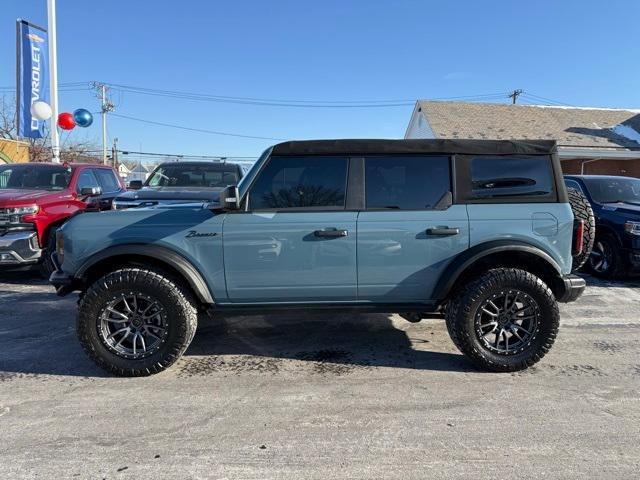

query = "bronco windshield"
0;164;72;191
146;164;239;188
582;177;640;205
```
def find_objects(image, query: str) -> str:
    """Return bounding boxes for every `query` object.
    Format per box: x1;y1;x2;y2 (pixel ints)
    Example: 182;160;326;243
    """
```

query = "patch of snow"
611;124;640;144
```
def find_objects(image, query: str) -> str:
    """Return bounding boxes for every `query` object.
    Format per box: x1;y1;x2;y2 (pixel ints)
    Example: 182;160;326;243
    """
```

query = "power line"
0;81;90;91
109;83;416;105
116;149;257;159
521;92;573;107
111;113;285;141
106;83;510;108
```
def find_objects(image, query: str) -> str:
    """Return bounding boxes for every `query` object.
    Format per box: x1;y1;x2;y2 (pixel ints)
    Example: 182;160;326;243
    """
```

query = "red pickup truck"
0;162;125;275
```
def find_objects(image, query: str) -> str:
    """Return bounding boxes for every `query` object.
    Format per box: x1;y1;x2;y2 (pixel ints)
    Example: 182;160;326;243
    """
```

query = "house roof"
123;160;150;173
414;101;640;149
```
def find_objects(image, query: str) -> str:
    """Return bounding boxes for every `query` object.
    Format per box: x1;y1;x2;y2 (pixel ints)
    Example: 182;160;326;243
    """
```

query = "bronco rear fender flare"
76;244;214;304
432;240;563;302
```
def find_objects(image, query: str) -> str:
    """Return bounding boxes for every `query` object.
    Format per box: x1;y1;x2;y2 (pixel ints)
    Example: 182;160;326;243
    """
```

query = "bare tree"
1;94;100;163
0;95;17;140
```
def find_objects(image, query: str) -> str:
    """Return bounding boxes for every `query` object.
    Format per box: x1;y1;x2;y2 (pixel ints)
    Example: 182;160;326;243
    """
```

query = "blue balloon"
73;108;93;128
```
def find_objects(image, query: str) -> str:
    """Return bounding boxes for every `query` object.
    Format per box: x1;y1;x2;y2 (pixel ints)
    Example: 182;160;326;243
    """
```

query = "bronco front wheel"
445;268;559;372
77;268;198;376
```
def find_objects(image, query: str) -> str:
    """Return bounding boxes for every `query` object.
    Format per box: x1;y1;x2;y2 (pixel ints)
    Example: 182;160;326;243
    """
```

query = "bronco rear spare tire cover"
567;187;595;272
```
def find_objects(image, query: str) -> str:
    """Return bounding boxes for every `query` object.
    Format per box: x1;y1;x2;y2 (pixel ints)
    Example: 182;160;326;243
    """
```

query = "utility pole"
112;137;119;169
92;82;114;164
47;0;60;163
508;89;524;104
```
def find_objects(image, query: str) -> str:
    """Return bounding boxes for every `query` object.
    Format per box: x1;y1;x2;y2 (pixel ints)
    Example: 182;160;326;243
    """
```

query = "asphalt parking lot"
0;272;639;479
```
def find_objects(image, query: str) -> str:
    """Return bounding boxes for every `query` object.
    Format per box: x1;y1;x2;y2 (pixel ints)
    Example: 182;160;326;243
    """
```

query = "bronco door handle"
426;227;460;236
314;228;348;238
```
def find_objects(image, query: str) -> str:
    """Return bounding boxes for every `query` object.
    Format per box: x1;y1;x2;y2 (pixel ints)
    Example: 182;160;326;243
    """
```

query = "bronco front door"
222;155;357;303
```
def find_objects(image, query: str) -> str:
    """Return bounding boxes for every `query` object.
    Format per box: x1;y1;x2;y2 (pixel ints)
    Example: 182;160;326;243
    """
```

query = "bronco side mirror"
128;180;143;190
80;186;102;198
218;185;240;211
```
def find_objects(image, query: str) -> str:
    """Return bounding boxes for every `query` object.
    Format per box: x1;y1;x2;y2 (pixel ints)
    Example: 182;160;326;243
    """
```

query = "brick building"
405;101;640;177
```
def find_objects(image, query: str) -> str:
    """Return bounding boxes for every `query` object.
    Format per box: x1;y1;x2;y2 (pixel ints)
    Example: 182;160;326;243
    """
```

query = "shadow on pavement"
2;269;640;379
0;291;472;378
185;312;473;374
581;273;640;288
0;270;47;285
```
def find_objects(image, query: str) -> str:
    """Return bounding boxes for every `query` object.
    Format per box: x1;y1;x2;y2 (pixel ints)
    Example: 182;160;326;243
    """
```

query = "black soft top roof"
271;139;556;156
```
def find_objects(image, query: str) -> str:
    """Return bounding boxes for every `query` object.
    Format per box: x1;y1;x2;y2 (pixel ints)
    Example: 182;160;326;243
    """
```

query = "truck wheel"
567;187;595;272
588;234;623;279
445;268;559;372
77;268;198;376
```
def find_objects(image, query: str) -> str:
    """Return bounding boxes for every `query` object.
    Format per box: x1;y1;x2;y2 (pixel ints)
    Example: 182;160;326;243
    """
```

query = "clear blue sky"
2;0;639;158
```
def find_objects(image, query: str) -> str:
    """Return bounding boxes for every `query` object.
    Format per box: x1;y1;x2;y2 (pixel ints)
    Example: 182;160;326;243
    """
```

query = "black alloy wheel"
474;290;540;355
98;293;169;359
588;235;623;278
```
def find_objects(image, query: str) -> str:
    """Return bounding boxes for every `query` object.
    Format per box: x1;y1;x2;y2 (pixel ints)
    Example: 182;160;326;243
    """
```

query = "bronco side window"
248;156;348;210
364;156;451;210
464;155;555;202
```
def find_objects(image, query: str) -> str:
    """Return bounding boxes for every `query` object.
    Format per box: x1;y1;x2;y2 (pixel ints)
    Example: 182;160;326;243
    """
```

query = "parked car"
113;161;243;209
51;139;586;376
564;175;640;277
0;162;125;276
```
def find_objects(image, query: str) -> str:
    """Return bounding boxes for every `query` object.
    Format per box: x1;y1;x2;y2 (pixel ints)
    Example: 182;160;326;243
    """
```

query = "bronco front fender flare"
75;244;215;304
432;240;563;302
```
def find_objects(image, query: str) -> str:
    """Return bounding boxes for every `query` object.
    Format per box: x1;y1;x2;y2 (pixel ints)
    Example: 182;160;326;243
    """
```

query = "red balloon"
58;112;76;130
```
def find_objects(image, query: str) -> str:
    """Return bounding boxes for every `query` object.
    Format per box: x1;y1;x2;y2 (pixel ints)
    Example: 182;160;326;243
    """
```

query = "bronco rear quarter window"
459;155;556;203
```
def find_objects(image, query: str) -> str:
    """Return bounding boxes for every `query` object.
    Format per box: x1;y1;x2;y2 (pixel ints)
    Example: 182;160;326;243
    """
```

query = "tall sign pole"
47;0;60;163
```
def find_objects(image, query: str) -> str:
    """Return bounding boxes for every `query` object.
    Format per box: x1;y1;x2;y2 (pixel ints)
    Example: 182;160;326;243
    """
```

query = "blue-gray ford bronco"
50;139;586;376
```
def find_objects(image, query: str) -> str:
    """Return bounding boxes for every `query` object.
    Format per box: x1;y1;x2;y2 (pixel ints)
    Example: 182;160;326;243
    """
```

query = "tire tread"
445;268;559;372
77;267;198;377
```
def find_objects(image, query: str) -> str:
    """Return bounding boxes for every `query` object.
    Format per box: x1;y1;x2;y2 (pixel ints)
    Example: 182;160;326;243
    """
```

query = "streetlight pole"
46;0;60;163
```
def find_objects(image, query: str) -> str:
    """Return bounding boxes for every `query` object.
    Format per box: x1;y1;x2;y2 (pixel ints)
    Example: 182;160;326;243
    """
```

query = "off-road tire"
445;268;559;372
587;233;624;279
77;268;198;376
567;187;595;272
38;228;58;279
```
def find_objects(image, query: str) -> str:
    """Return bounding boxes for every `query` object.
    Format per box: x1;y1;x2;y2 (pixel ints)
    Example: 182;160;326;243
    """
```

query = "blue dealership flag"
16;20;49;139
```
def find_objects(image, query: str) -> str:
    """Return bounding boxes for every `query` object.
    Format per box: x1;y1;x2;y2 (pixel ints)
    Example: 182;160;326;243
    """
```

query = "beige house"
405;101;640;177
0;138;30;164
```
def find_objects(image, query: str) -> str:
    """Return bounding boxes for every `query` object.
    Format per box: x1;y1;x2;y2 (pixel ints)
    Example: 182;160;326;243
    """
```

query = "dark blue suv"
564;175;640;277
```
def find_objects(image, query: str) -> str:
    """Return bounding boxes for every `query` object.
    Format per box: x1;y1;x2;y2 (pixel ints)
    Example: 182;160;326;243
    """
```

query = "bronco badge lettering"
185;231;217;238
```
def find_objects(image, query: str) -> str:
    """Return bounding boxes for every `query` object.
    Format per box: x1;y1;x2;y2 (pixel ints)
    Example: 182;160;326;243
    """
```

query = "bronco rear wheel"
77;268;197;376
446;268;559;372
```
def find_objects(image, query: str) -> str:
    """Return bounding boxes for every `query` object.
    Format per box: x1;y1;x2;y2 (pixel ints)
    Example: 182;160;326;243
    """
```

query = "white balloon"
30;101;52;121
